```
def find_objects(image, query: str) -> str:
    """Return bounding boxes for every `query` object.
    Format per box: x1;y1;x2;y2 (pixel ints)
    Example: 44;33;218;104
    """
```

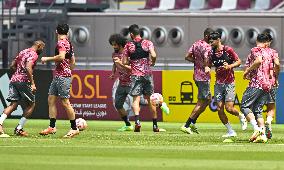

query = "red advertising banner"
56;70;162;121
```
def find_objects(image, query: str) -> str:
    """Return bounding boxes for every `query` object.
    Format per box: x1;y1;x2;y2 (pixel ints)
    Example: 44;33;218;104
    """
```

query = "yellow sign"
162;70;249;123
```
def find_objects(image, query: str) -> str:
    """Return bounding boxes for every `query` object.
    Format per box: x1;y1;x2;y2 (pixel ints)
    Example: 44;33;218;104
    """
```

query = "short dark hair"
108;34;127;47
56;23;69;35
208;31;221;41
204;28;214;37
256;33;267;43
263;32;273;42
128;24;140;36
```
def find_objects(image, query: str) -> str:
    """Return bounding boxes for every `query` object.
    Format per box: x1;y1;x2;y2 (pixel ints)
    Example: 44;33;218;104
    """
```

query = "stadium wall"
12;13;284;68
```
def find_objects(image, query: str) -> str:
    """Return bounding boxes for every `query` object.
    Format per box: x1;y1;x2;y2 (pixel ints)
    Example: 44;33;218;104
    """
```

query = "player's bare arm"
26;61;36;92
41;51;66;63
244;56;262;78
109;63;116;79
149;48;156;66
70;55;76;70
114;57;131;71
10;59;17;72
185;52;194;62
223;58;241;70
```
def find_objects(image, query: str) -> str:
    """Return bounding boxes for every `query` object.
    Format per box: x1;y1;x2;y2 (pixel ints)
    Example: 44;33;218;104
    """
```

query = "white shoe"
253;134;268;143
222;131;237;138
180;126;193;134
239;114;247;130
249;130;262;142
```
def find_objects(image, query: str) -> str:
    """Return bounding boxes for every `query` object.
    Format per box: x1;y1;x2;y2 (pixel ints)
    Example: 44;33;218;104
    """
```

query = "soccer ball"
76;118;88;131
150;93;163;107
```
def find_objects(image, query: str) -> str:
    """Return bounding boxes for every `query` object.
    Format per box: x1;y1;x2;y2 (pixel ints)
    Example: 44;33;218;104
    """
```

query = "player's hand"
113;57;122;65
205;66;211;73
41;57;47;64
31;84;37;93
222;62;231;70
243;70;249;80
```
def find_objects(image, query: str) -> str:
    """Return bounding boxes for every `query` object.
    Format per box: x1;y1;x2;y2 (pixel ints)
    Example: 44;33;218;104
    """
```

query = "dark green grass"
0;119;284;170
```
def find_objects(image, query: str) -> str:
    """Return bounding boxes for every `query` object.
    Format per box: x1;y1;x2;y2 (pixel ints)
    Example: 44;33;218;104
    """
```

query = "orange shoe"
63;129;79;138
39;127;57;135
14;128;28;137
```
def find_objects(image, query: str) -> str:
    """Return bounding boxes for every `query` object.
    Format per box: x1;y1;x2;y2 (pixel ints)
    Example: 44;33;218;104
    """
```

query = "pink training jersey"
188;39;211;81
209;46;239;84
112;52;131;86
10;48;38;83
123;37;154;76
55;38;73;77
246;47;272;91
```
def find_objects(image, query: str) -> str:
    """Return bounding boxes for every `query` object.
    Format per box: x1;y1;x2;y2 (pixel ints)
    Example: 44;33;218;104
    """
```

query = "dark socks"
70;119;77;130
49;118;56;128
121;116;131;126
153;119;158;128
135;115;140;125
185;118;196;128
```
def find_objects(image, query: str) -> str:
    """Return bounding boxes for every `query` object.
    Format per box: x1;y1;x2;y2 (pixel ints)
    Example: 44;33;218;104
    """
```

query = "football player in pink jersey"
263;33;280;139
123;24;165;132
39;23;78;138
108;33;134;131
180;28;213;135
208;32;247;138
241;33;273;143
0;40;45;136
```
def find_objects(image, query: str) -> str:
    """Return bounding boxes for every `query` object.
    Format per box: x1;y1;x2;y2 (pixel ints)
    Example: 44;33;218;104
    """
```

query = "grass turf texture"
0;119;284;170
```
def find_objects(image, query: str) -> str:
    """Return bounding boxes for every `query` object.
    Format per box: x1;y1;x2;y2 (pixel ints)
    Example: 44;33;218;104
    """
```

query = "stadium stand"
216;0;251;10
236;0;251;10
219;0;238;10
139;0;160;10
187;0;222;10
3;0;19;9
252;0;283;10
269;0;284;9
205;0;222;9
152;0;175;10
170;0;189;10
188;0;205;10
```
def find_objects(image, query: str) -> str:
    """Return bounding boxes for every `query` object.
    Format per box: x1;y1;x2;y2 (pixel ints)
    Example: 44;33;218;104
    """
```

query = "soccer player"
241;33;273;143
39;23;78;138
108;33;134;131
180;28;214;134
0;40;45;136
208;31;247;138
263;33;280;139
122;24;165;132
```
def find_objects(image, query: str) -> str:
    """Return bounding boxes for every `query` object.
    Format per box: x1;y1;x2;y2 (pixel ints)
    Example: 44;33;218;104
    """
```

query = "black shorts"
7;82;35;103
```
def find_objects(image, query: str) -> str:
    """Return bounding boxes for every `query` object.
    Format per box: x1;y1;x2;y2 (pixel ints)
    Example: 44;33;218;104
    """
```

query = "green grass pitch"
0;119;284;170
